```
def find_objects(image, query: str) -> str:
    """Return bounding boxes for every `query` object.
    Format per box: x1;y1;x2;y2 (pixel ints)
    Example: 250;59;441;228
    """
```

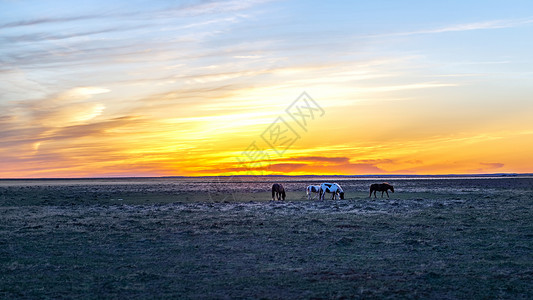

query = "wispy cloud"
163;0;273;17
373;17;533;37
281;156;350;164
0;0;272;30
0;15;101;29
357;82;458;93
480;162;504;169
425;18;533;33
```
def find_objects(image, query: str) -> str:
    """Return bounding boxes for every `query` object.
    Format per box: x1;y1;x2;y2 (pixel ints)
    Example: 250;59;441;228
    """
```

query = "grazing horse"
306;185;320;200
319;183;344;200
272;183;286;201
369;182;394;198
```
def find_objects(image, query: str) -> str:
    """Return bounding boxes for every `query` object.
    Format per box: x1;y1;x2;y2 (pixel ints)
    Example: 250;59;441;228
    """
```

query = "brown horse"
369;182;394;198
272;183;286;201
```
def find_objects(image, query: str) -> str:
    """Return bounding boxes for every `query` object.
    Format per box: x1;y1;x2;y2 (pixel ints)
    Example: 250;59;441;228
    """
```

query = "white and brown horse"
369;182;394;198
272;183;286;201
306;185;320;200
319;183;344;200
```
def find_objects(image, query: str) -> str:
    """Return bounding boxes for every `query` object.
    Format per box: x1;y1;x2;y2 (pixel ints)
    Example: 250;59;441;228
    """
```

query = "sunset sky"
1;0;533;178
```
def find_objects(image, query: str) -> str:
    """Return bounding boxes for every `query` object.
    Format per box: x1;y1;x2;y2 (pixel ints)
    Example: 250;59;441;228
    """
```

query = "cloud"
0;1;268;71
13;86;110;127
0;114;157;178
427;18;533;33
200;158;387;176
480;162;504;169
0;1;253;29
280;156;350;164
48;116;143;140
54;87;110;102
267;163;307;172
163;0;273;17
0;86;113;158
0;115;144;153
0;15;101;29
2;27;130;43
376;18;533;37
355;159;394;164
358;83;458;93
317;163;386;175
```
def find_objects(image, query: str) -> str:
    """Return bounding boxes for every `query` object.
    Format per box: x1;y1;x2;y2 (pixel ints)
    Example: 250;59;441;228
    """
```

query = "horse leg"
369;189;372;198
386;190;389;198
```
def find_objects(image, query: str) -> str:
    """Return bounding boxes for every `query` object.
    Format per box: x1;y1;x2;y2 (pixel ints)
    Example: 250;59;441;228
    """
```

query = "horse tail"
281;189;286;200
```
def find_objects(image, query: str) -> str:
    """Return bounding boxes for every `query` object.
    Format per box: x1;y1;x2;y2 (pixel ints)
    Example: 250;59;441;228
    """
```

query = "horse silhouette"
272;183;286;201
369;182;394;198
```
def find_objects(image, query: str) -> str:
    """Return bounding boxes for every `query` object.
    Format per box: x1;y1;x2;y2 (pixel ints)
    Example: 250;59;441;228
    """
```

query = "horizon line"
0;172;530;180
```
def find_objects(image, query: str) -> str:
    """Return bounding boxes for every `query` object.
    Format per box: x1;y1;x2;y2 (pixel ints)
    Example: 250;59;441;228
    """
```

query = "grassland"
1;177;532;299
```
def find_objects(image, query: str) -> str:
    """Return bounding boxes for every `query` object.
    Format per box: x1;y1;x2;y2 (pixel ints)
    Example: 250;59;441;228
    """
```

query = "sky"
1;0;533;178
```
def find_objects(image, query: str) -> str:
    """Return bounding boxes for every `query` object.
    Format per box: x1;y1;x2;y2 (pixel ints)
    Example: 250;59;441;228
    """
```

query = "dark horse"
369;182;394;198
272;183;286;201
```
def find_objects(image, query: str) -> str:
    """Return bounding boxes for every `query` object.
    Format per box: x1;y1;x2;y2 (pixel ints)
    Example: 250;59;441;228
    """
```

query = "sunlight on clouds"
54;87;110;102
36;100;107;127
76;103;106;122
32;142;41;151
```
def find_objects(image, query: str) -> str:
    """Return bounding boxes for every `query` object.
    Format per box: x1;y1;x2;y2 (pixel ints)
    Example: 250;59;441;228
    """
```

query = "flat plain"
1;176;532;299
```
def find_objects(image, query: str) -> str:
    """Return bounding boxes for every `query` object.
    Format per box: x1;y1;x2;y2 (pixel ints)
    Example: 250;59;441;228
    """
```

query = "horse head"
382;182;394;193
335;183;345;199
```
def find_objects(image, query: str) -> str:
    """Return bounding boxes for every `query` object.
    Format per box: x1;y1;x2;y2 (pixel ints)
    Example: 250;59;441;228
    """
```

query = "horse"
272;183;286;201
319;183;344;200
306;185;320;200
369;182;394;198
